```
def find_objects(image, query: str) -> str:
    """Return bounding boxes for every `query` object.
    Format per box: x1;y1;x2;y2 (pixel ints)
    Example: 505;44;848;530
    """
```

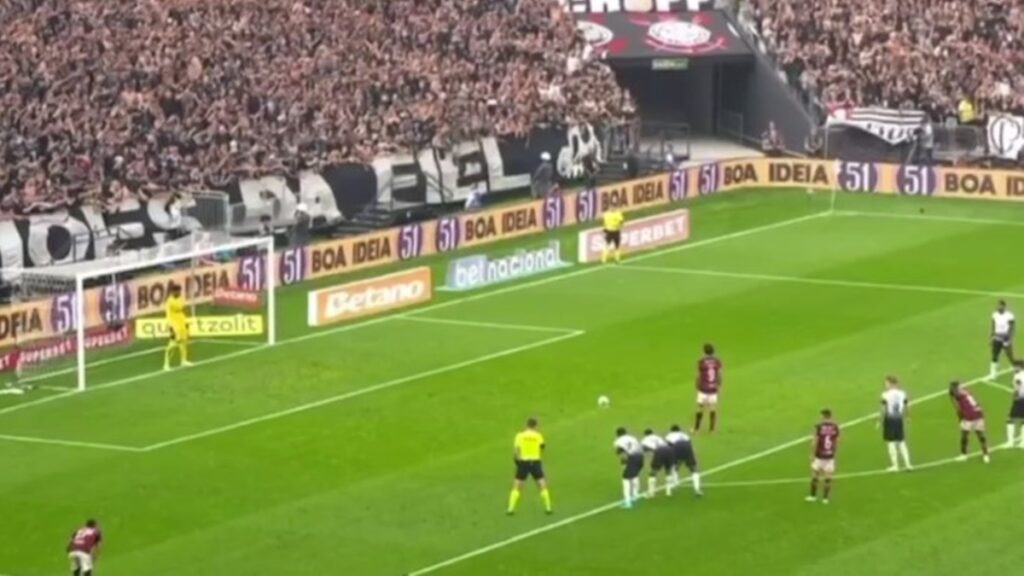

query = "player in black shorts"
990;300;1016;379
1007;361;1024;448
508;419;552;515
641;429;675;497
666;424;702;496
601;209;624;264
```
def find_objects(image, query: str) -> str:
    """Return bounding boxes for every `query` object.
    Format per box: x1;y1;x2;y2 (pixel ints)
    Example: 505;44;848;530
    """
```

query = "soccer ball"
597;395;610;408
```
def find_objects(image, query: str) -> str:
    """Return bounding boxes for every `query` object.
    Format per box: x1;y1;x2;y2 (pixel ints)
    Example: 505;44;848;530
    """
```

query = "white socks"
647;477;657;498
887;442;912;469
631;478;641;500
1008;423;1016;446
898;442;912;468
622;479;632;506
692;472;702;494
991;362;999;378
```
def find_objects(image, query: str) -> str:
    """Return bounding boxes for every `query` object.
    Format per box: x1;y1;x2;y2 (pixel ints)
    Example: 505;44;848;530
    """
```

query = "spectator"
464;183;485;211
0;0;633;216
958;97;977;126
917;120;935;165
532;153;556;199
804;127;824;157
623;152;640;180
290;203;311;248
742;0;1024;121
761;122;784;156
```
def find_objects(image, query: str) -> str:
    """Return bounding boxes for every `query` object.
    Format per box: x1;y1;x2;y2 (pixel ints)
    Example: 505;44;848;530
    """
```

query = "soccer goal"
8;233;275;392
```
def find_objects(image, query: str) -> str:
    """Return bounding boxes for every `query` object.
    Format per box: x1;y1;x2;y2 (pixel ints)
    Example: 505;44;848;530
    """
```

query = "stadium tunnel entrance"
590;10;815;158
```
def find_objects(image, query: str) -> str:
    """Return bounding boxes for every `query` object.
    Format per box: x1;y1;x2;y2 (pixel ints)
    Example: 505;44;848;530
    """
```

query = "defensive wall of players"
3;157;1024;349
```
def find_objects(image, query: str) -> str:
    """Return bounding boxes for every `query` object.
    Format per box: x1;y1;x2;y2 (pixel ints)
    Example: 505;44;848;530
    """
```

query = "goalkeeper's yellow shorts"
169;320;189;343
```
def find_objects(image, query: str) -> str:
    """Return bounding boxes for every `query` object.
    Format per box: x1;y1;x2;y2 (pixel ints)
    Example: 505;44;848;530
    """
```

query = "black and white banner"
372;125;599;205
987;114;1024;161
826;108;927;145
562;0;713;13
0;125;592;278
0;195;200;279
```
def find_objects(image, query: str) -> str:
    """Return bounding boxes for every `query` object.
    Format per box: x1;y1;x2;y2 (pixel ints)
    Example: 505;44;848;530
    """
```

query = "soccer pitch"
3;188;1024;576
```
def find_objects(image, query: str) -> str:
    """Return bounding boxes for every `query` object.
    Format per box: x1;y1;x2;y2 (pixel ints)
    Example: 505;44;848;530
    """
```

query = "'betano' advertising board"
5;160;1024;347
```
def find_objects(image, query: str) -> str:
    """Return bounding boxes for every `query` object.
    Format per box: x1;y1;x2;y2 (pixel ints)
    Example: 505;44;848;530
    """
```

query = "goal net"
3;232;275;393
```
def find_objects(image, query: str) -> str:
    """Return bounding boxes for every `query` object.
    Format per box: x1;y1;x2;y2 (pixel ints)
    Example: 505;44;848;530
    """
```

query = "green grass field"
3;188;1024;576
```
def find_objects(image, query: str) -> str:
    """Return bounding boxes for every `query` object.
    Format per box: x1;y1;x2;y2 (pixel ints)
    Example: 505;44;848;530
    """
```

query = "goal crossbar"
71;235;276;391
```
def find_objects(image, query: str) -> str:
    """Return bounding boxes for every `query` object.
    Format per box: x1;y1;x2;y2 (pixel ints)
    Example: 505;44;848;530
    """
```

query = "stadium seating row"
0;0;632;215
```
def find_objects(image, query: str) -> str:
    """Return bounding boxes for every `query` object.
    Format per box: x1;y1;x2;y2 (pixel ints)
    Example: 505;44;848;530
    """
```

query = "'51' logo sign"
51;293;77;333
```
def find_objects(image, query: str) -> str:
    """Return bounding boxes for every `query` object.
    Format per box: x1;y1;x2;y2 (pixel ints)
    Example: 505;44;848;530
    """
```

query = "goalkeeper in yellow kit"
164;283;193;370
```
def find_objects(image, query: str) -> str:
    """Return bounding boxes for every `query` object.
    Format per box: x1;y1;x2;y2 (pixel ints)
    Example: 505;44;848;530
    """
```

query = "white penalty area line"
982;380;1015;394
396;315;582;335
706;447;1009;489
0;211;830;419
405;369;1010;576
622;265;1024;301
137;330;585;452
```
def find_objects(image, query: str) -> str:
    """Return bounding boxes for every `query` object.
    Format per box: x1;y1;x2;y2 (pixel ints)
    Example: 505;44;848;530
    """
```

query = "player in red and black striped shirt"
949;380;990;463
693;344;723;433
807;408;839;504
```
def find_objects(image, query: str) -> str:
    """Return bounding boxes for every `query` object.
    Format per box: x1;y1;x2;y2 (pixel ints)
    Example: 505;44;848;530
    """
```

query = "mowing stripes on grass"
138;331;585;452
834;210;1024;228
405;369;1010;576
622;265;1024;301
0;210;830;419
396;316;582;334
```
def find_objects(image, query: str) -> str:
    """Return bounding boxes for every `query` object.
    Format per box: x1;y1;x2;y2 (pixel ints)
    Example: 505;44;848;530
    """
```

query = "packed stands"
740;0;1024;121
0;0;632;215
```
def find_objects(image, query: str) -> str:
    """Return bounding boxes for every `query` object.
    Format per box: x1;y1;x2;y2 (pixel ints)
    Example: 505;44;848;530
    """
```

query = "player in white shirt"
879;376;912;471
990;300;1016;380
614;427;644;509
641;429;674;498
1006;361;1024;448
666;424;702;496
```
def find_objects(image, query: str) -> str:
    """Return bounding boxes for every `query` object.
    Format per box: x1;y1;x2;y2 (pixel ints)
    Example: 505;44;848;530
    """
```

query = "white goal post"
60;234;277;391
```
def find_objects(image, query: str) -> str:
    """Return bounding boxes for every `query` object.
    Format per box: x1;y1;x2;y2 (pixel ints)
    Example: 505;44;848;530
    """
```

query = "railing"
637;121;692;165
821;124;987;164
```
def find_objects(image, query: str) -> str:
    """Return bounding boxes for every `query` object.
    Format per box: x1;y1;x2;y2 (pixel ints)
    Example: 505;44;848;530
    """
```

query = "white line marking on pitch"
706;448;1005;488
396;316;581;335
982;380;1015;394
405;369;1009;576
622;265;1024;300
0;434;144;453
835;210;1024;228
138;331;585;452
0;211;829;418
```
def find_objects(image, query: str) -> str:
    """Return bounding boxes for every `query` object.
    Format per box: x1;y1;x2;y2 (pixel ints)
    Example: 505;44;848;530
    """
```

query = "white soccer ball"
597;395;610;408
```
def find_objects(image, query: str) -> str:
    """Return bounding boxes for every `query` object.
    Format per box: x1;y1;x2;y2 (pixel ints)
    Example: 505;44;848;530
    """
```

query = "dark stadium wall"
615;65;716;133
717;49;815;152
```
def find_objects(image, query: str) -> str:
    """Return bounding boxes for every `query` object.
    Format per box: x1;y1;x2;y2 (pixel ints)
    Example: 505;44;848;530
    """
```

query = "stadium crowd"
742;0;1024;121
0;0;631;215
